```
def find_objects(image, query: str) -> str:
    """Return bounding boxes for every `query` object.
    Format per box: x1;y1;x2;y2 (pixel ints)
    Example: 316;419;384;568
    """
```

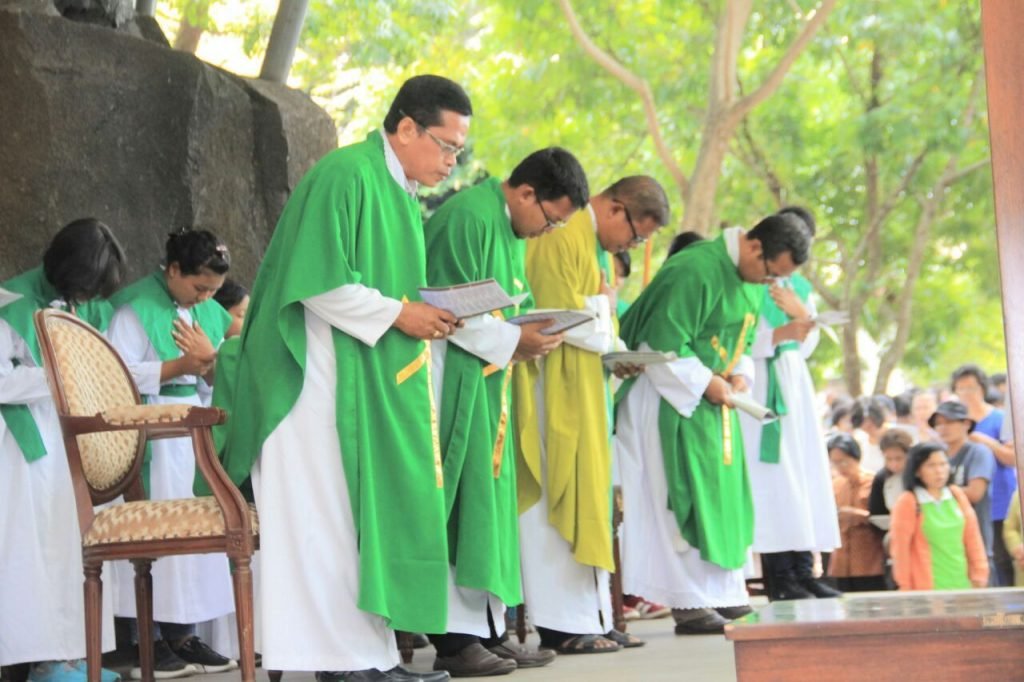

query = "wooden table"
725;590;1024;681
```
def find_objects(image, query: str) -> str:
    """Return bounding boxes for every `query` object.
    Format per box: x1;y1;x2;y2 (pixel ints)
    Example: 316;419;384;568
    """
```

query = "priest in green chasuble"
211;76;470;682
615;213;812;635
424;147;589;677
515;176;670;654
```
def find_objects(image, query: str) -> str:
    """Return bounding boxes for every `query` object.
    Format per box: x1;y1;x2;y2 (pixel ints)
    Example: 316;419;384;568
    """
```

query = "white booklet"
601;350;678;370
869;514;891;531
730;391;778;423
418;279;528;319
508;309;594;335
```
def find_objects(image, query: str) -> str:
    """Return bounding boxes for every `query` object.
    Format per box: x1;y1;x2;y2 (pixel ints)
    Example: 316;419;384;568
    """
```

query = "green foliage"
194;0;1003;391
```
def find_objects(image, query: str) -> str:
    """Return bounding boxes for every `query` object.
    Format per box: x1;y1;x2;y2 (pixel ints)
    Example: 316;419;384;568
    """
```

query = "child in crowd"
1;218;127;682
889;443;988;590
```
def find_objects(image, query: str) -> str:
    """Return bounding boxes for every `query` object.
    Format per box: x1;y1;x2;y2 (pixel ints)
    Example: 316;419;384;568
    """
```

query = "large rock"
0;8;336;286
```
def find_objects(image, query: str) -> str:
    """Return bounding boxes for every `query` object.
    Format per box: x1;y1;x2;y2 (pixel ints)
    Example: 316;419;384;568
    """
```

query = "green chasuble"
0;267;114;461
757;273;813;464
617;235;762;569
516;208;615;573
208;130;449;633
423;177;527;607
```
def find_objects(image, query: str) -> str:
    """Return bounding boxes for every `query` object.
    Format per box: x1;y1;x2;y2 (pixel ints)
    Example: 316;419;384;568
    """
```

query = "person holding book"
421;147;588;676
738;207;842;602
208;74;470;682
615;213;812;634
514;175;669;654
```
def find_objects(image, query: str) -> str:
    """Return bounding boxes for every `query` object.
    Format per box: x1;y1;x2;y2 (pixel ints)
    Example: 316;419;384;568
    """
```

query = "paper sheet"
418;279;527;319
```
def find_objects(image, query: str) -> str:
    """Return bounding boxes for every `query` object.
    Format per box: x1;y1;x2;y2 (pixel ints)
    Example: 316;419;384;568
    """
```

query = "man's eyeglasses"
399;109;464;159
618;201;646;245
537;198;568;229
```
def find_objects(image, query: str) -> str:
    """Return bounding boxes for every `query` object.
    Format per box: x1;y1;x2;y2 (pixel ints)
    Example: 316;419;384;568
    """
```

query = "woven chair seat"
84;497;259;547
101;404;194;426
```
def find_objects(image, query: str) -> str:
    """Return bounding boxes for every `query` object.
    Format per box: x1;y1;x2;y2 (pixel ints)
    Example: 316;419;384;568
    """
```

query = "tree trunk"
681;123;732;234
173;20;203;53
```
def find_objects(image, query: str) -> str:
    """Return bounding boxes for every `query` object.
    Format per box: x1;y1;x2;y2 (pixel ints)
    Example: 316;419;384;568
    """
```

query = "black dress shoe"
770;577;815;601
316;671;390;682
799;577;842;598
714;604;754;620
433;642;515;677
384;667;452;681
671;608;729;635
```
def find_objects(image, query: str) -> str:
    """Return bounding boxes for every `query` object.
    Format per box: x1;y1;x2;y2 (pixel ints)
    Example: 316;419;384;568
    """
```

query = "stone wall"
0;4;337;286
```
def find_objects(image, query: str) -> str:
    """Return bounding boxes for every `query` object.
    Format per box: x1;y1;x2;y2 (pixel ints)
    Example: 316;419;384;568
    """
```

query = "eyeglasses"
399;109;464;159
537;198;568;229
618;201;646;245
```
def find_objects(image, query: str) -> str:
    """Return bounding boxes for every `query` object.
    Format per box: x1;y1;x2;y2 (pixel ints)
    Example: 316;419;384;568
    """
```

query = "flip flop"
543;634;621;655
605;629;646;648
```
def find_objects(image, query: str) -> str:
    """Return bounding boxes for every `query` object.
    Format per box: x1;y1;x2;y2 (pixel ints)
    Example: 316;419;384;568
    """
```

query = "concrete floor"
200;617;738;682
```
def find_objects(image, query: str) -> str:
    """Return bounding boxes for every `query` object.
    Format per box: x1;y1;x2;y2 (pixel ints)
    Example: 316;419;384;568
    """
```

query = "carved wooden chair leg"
516;605;527;644
611;485;626;633
267;671;283;682
132;559;155;682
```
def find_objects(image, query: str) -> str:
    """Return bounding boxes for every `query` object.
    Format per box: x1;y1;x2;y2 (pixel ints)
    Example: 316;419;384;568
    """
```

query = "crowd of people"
0;73;1016;682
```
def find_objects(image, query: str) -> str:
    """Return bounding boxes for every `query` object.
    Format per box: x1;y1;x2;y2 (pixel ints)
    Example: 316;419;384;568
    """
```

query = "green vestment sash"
205;131;449;633
424;177;528;607
617;236;762;569
516;208;615;573
758;274;813;464
0;267;114;461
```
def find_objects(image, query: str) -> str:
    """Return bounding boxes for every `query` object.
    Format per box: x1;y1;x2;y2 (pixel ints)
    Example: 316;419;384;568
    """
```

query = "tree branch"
558;0;690;196
728;0;839;125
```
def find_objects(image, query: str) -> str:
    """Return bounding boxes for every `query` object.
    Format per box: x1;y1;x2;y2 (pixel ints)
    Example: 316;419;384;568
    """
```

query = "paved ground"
197;616;738;682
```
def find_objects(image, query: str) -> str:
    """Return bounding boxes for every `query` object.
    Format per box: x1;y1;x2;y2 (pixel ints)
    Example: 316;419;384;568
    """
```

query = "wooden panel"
982;0;1024;496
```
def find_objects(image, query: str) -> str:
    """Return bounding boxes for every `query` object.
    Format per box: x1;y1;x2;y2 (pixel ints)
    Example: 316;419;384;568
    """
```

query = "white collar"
380;128;419;196
587;203;598;233
723;226;743;266
914;486;953;505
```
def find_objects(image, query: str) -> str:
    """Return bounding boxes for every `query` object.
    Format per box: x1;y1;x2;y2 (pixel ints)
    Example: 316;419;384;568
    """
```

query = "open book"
418;279;527;319
508;309;594;335
601;350;678;370
730;391;777;423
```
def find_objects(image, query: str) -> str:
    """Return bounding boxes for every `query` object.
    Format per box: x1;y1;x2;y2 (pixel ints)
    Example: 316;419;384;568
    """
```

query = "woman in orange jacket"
890;443;989;590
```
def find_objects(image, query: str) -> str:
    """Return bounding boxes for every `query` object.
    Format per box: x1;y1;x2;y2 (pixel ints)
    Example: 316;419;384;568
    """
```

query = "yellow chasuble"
515;208;614;572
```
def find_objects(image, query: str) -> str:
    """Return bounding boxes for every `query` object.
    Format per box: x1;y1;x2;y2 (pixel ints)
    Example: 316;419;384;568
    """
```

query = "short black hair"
43;217;127;302
747;213;811;265
951;363;989;393
991;372;1007;387
213;278;248;310
614;251;631;279
827;432;861;460
778;205;817;237
507;147;589;208
382;75;472;134
903;442;949;491
850;395;887;429
602;176;671;227
830;398;854;427
165;228;230;276
666;231;704;261
893;392;913;419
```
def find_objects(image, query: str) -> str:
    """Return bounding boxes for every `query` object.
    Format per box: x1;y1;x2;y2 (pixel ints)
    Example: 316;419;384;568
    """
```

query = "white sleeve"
734;355;756;390
0;320;51;404
108;307;164;396
800;295;821;360
302;283;403;347
644;343;714;418
563;294;615;354
448;314;521;368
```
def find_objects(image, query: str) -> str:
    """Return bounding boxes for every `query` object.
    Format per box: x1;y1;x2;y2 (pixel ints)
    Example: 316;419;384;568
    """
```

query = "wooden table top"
725;589;1024;641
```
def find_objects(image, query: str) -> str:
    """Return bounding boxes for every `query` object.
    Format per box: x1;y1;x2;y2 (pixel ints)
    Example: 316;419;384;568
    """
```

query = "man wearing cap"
931;400;997;570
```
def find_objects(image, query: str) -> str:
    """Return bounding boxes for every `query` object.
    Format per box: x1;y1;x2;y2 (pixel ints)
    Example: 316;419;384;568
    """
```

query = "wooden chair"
33;309;259;682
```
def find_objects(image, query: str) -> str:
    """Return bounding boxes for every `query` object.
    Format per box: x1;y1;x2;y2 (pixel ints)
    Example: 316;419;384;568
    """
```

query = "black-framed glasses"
618;201;646;245
537;198;567;229
398;108;464;159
